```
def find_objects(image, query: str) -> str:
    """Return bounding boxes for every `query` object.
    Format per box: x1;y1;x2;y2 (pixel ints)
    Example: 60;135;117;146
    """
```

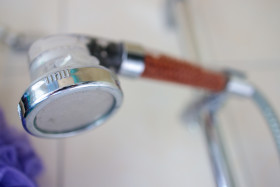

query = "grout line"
173;0;201;61
225;105;255;187
55;1;69;187
208;61;280;71
196;0;218;64
56;140;65;187
173;1;220;186
192;2;246;186
218;108;250;187
57;0;69;33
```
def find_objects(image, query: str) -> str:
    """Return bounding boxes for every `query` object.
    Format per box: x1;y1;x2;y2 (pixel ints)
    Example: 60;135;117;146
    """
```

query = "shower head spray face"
18;35;123;138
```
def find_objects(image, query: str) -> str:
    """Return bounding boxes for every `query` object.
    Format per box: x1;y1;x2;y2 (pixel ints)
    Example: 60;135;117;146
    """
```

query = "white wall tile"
62;0;215;186
0;1;61;186
217;70;280;187
0;48;60;187
66;0;181;56
0;0;59;33
2;0;279;186
63;80;215;187
187;0;280;186
188;0;280;65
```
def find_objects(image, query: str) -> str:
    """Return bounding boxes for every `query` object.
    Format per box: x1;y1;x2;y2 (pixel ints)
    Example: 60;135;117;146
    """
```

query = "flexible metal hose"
252;89;280;157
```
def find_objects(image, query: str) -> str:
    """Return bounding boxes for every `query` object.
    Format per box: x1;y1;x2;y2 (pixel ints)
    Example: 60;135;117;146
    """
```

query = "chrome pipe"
183;93;235;187
202;110;235;187
200;94;235;187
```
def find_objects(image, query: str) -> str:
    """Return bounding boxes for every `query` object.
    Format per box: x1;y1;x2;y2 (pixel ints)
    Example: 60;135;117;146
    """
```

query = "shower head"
19;67;122;138
18;35;123;138
18;34;231;138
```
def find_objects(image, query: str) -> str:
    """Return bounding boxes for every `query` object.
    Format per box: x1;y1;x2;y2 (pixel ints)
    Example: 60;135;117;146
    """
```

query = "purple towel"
0;107;43;187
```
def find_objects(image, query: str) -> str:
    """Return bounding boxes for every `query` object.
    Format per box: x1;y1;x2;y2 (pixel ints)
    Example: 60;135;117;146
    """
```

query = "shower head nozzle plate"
18;67;123;138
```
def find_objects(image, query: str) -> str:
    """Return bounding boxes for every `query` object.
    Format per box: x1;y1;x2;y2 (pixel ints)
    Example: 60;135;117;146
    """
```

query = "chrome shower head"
18;34;229;138
18;35;123;138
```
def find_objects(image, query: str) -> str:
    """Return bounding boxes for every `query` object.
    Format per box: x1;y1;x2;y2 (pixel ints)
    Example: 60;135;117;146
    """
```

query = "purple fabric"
0;107;43;187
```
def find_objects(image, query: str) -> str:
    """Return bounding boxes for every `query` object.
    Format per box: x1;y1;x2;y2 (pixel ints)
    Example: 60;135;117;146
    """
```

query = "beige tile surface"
0;0;59;33
0;47;60;187
188;0;280;65
188;0;280;186
0;0;280;186
65;0;181;55
63;80;215;187
62;0;214;186
218;70;280;187
0;1;61;186
1;0;215;186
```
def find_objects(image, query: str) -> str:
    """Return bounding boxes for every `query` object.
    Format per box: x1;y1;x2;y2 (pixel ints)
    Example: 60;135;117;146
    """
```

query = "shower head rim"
18;66;123;138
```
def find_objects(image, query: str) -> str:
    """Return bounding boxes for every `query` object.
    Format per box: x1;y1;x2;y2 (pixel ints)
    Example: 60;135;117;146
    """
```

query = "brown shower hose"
142;54;228;92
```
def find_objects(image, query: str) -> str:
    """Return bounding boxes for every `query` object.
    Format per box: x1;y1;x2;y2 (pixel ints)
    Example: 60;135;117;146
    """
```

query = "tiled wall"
188;0;280;186
0;0;279;186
